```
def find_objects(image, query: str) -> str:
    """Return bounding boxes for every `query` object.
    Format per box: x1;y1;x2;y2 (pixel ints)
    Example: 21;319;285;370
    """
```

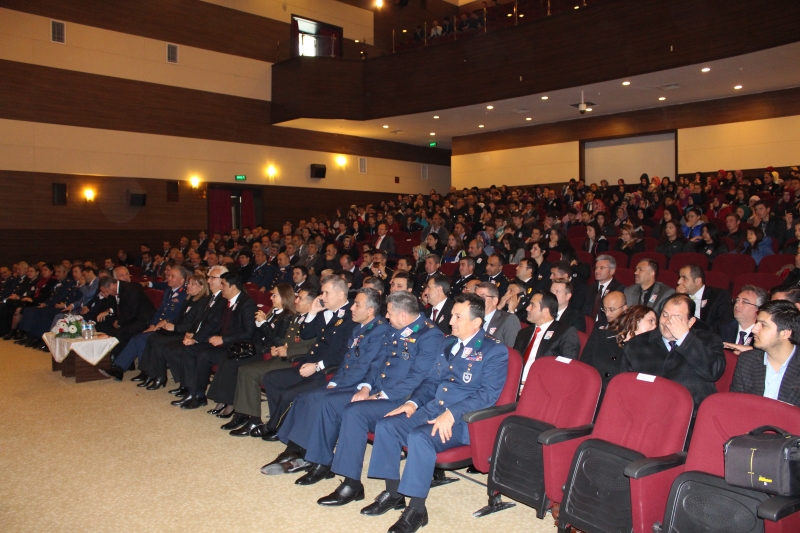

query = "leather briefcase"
724;425;800;496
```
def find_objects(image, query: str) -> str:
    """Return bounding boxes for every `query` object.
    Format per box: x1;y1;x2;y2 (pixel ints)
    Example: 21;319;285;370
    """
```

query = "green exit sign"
235;175;246;181
429;142;437;148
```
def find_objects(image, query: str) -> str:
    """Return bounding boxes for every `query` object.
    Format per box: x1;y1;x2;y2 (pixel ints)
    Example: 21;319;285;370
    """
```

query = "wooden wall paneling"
452;86;800;155
0;60;451;166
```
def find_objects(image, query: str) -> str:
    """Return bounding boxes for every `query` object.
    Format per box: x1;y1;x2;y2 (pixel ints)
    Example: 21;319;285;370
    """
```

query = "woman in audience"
412;245;430;277
498;234;525;264
425;233;445;258
782;219;800;255
546;228;570;252
737;226;775;266
696;224;728;266
613;305;658;347
528;240;552;293
583;222;609;257
681;206;705;241
350;221;365;243
656;220;694;258
208;283;296;418
340;235;359;262
614;224;645;259
595;212;616;238
612;206;629;229
441;234;466;264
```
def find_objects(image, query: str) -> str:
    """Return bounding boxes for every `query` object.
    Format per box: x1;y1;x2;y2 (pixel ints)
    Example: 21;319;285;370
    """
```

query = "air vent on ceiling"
358;157;367;174
421;164;429;180
511;108;530;114
166;43;179;64
656;83;681;91
51;20;65;43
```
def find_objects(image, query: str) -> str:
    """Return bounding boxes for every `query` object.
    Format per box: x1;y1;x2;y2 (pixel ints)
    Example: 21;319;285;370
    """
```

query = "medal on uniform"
294;336;300;343
489;327;496;334
462;347;473;358
401;327;413;338
463;372;472;383
338;309;345;318
544;331;554;340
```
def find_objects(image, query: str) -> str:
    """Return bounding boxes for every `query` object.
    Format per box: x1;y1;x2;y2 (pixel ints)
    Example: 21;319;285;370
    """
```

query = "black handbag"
724;425;800;496
227;341;256;360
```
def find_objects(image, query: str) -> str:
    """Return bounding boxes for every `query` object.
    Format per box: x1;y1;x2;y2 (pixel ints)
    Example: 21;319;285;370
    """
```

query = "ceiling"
275;41;800;150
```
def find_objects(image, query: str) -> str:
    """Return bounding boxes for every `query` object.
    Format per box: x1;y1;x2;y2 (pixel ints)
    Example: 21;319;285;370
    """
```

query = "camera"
578;103;587;114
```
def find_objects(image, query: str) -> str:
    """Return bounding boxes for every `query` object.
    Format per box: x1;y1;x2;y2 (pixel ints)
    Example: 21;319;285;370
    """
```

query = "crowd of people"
2;167;800;533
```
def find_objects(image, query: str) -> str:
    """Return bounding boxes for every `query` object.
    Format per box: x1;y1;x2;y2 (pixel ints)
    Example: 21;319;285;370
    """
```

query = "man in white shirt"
719;285;769;353
584;255;625;327
475;282;521;347
676;264;732;329
424;274;453;335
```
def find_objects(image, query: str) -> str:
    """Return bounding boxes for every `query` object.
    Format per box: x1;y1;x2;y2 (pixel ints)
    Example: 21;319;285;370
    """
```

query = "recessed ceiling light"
585;108;592;112
507;13;512;17
734;85;743;90
402;29;407;33
701;67;711;73
526;117;532;121
478;125;484;128
382;125;389;128
541;96;548;100
433;115;439;119
574;5;579;8
659;96;666;101
622;81;631;86
518;14;524;17
354;40;359;43
486;105;494;109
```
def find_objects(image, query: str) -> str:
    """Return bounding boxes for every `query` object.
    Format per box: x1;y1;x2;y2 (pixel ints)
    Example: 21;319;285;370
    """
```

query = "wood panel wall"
0;60;451;166
452;86;800;155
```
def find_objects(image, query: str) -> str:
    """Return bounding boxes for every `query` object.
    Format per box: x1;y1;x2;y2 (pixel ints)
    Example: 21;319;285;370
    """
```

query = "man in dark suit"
95;276;156;360
584;254;626;328
423;274;453;335
731;300;800;407
475;282;520;347
624;259;675;315
302;242;325;278
173;271;259;409
416;255;441;295
196;230;209;257
622;294;726;413
339;255;363;290
580;291;630;402
450;256;477;297
249;249;277;290
551;280;586;332
676;264;733;330
718;285;769;351
374;223;396;258
480;254;509;298
514;292;581;391
292;266;315;293
467;239;489;277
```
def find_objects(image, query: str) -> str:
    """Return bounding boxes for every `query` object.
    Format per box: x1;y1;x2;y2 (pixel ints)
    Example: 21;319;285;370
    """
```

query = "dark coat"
300;304;358;369
584;278;626;325
219;291;258;346
558;305;586;332
730;349;800;407
697;286;733;329
580;326;625;401
116;281;156;328
192;291;226;343
172;295;210;334
715;319;754;346
512;319;581;362
424;298;454;335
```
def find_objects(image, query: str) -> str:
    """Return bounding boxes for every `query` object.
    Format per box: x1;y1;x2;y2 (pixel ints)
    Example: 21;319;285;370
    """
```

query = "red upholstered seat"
567;225;588;238
758;254;795;274
605;250;630;269
732;272;783;296
502;264;516;279
643;237;659;251
705;270;731;290
576;250;594;266
715;349;738;393
128;265;141;276
712;254;756;279
656;269;679;289
546;250;561;262
631;251;667;271
144;288;163;309
577;330;589;356
439;262;457;277
614;267;635;287
668;252;708;272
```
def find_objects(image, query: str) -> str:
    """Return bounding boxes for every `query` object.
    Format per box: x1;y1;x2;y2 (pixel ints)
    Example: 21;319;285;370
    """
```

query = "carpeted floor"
0;342;558;533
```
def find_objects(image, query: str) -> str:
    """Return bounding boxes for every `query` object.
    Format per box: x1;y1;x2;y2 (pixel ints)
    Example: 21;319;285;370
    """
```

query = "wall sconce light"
376;0;383;7
266;165;277;178
335;155;347;168
189;175;200;188
84;188;95;202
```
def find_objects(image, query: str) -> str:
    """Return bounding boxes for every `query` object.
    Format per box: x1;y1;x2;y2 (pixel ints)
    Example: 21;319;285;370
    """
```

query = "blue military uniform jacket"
366;314;444;400
249;262;277;289
328;316;391;389
409;328;508;422
148;285;188;326
271;266;292;289
44;278;78;307
67;277;100;309
300;304;358;369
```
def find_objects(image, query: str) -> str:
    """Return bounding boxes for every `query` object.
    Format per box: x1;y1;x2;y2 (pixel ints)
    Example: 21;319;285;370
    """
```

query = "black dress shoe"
229;421;260;436
260;451;301;475
180;396;208;409
220;413;249;430
207;406;226;415
137;376;155;388
13;335;29;345
360;491;407;516
215;409;235;419
2;330;14;341
261;428;281;441
317;481;365;506
98;365;124;382
296;464;334;485
171;394;194;406
388;507;428;533
168;386;186;395
130;371;148;382
38;344;50;352
145;377;167;390
249;424;271;438
25;337;40;347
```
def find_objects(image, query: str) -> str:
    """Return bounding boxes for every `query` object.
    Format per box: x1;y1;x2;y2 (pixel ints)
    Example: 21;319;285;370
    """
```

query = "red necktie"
523;326;542;364
432;308;438;321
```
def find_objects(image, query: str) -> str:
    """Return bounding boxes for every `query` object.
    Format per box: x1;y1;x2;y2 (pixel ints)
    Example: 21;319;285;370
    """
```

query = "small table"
43;332;119;383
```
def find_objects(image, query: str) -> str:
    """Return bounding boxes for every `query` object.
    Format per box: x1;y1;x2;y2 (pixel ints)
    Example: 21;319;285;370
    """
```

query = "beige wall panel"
200;0;373;41
451;142;579;189
0;119;450;194
0;8;272;100
678;115;800;173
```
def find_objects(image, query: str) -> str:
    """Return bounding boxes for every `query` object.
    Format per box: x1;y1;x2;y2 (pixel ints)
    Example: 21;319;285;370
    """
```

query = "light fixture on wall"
335;155;347;168
376;0;383;7
189;175;200;188
83;188;95;202
266;164;277;178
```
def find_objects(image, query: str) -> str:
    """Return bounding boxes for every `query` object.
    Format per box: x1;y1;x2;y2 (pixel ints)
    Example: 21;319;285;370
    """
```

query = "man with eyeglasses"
584;255;625;328
718;285;769;353
580;291;628;402
474;282;520;347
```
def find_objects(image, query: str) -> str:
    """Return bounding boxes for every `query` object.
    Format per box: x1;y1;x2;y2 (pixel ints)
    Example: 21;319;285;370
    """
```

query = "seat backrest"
758;254;794;274
614;267;635;287
502;264;517;279
732;272;783;297
669;252;708;272
686;392;800;476
440;262;457;276
605;251;629;269
712;254;756;276
577;330;589;356
592;373;693;457
516;356;601;428
567;225;588;238
546;250;561;262
705;270;731;291
584;315;594;336
144;289;164;309
495;347;523;405
643;237;659;251
715;350;738;393
656;269;679;289
631;251;667;271
128;265;141;276
576;250;594;267
569;237;586;252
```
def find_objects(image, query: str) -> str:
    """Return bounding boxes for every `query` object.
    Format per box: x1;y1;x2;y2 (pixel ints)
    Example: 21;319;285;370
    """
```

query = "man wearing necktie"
718;285;768;354
584;255;625;328
622;293;726;415
675;264;732;329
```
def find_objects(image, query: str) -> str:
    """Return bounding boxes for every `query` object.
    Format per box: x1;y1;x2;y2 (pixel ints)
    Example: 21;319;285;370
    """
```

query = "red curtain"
209;188;232;235
241;190;256;230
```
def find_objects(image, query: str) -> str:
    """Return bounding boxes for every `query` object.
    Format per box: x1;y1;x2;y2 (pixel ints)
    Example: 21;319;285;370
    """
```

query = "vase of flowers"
53;314;84;339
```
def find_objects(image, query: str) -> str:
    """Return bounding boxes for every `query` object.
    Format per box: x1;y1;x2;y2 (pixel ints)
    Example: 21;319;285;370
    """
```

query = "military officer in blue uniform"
18;264;79;350
102;266;189;381
300;292;444;506
260;288;391;474
365;293;508;533
248;249;277;290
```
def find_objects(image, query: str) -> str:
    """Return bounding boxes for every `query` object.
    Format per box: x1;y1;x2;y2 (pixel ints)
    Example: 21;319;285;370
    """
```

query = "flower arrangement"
53;314;84;339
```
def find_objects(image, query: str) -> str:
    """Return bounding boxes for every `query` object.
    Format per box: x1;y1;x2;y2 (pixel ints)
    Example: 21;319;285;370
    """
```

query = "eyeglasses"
732;298;759;307
207;276;221;280
601;306;622;314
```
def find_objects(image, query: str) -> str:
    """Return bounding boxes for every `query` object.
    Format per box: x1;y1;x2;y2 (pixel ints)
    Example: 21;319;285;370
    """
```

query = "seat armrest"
538;424;594;445
288;354;306;363
624;452;687;479
758;496;800;522
462;402;518;424
324;365;339;375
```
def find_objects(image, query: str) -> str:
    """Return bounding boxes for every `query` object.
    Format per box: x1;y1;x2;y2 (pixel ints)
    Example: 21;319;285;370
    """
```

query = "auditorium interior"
2;0;800;532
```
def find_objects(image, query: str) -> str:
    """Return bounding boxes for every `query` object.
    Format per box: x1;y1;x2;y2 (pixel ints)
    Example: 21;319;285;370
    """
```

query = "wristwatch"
315;363;322;373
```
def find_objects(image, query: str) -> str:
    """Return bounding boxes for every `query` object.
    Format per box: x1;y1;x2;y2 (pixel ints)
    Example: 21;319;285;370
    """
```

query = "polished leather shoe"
261;428;281;441
229;421;260;437
360;491;406;516
38;344;50;352
168;386;186;395
24;337;40;347
13;335;29;345
130;371;148;382
171;394;193;406
98;365;124;382
2;330;14;341
137;376;155;388
249;424;271;438
215;409;235;419
388;507;428;533
261;451;301;475
180;396;208;409
296;464;334;485
220;414;249;430
145;377;167;390
207;405;226;415
317;481;365;506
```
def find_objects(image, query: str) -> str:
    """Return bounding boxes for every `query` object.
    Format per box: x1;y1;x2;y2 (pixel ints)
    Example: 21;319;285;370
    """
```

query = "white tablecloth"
43;332;119;365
